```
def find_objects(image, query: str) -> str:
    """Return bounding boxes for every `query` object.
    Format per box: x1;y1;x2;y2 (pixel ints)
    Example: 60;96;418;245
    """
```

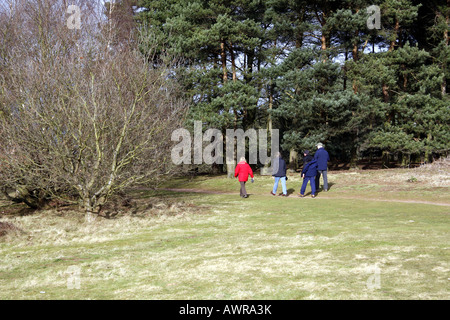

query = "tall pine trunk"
289;149;298;172
221;40;234;178
315;10;328;62
352;29;359;94
220;40;227;83
390;19;400;51
442;1;449;97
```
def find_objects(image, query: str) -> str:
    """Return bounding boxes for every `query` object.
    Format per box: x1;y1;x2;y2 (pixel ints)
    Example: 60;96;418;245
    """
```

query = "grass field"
0;165;449;300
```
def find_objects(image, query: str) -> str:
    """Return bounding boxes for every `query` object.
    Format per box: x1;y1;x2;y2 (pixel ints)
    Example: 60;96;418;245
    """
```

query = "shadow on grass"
316;182;335;193
287;188;296;196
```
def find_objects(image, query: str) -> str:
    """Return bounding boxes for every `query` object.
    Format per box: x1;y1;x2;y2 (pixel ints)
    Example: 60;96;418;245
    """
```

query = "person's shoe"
298;193;305;198
281;194;287;197
270;191;276;196
244;195;248;198
311;194;316;198
324;189;328;192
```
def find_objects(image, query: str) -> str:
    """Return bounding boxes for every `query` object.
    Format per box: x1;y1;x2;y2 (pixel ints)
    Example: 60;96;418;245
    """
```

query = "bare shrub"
0;0;187;220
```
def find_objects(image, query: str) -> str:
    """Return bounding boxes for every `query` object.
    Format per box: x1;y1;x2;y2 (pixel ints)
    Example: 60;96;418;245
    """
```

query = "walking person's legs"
322;170;328;191
281;176;287;195
272;176;280;194
240;181;247;197
315;171;321;190
310;177;316;196
300;178;308;196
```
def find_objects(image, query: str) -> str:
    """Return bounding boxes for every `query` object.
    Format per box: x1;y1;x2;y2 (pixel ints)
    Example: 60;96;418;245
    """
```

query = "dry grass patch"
0;174;448;300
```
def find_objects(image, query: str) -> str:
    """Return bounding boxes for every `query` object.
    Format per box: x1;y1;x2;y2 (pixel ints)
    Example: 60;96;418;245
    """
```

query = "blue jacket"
302;159;318;177
314;148;330;171
272;157;287;177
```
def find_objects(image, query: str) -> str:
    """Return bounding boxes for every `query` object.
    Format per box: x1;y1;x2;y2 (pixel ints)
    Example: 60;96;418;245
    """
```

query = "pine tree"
136;0;449;169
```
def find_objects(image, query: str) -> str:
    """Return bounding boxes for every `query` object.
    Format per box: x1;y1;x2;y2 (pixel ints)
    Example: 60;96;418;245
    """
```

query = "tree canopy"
137;0;449;168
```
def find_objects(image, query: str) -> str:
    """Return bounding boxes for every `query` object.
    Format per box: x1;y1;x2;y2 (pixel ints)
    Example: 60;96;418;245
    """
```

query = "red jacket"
234;161;254;182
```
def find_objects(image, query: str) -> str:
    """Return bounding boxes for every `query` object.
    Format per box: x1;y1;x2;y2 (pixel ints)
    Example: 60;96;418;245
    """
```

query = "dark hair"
304;150;309;155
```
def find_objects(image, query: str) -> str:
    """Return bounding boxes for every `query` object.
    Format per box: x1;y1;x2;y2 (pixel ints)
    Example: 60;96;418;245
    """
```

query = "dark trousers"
301;176;316;196
240;181;247;197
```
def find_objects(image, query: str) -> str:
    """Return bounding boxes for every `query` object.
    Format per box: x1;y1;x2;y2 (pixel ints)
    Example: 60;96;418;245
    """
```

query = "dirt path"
160;188;450;207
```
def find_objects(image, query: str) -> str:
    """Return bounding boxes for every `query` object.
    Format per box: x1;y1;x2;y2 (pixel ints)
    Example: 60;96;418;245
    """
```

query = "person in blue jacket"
299;159;318;198
314;143;330;192
271;152;287;197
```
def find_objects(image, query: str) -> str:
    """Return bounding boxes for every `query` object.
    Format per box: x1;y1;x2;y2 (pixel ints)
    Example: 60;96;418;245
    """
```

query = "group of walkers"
234;143;330;198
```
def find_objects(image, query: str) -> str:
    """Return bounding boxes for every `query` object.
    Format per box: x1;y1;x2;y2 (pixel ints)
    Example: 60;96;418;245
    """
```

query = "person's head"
304;150;309;156
239;157;246;163
316;143;324;149
275;152;282;158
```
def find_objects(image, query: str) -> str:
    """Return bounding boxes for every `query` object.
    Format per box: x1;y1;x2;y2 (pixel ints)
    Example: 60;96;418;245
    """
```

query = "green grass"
0;169;449;300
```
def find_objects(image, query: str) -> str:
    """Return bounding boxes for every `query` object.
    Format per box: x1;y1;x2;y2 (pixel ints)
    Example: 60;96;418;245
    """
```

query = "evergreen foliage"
137;0;449;167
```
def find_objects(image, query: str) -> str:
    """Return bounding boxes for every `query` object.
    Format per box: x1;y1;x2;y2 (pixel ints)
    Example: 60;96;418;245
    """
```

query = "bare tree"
0;0;187;221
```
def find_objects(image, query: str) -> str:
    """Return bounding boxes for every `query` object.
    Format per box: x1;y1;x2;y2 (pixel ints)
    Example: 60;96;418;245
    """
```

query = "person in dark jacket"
303;150;313;166
299;159;318;198
314;143;330;191
271;152;287;196
234;157;254;198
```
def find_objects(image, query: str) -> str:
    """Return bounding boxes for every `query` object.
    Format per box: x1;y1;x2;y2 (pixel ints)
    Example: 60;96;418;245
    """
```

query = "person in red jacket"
234;157;254;198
